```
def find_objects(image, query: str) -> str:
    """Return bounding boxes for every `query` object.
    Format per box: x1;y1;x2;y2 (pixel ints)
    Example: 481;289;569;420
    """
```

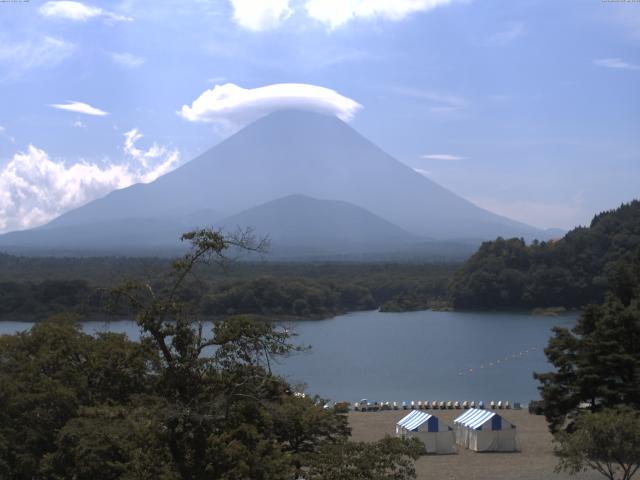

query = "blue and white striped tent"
396;410;455;454
453;408;517;452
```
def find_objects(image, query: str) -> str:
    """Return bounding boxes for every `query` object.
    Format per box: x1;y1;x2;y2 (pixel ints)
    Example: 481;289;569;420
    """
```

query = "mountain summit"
0;110;550;254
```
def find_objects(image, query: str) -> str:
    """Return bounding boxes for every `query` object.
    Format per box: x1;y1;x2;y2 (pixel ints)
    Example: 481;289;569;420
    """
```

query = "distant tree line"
0;280;99;317
0;260;455;320
200;277;375;317
449;200;640;309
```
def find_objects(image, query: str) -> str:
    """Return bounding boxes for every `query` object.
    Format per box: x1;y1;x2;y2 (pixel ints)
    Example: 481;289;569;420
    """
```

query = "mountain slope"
218;194;414;244
0;195;418;256
0;209;223;254
43;110;544;239
1;110;552;255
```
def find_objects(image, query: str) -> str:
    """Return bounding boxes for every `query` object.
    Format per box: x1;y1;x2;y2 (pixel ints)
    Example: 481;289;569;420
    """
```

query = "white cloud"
487;22;525;45
109;52;145;69
39;1;132;22
305;0;458;29
421;153;464;161
594;58;640;71
229;0;292;31
72;121;87;128
50;101;108;116
413;167;430;176
123;128;180;181
0;131;179;233
178;82;362;127
394;87;467;114
0;36;75;82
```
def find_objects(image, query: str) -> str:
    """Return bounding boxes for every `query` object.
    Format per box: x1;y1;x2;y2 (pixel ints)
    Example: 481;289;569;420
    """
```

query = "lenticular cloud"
178;83;362;127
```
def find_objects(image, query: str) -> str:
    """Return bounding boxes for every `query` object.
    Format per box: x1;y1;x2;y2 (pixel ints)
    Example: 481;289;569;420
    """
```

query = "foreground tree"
303;436;424;480
0;315;151;479
0;228;423;479
554;407;640;480
534;249;640;432
535;249;640;479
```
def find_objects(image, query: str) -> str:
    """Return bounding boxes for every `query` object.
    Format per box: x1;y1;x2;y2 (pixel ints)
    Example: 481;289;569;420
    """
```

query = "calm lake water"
0;310;576;404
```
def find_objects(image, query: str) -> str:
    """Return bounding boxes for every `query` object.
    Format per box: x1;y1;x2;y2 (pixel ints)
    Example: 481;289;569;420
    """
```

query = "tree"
40;403;179;480
111;228;422;479
109;229;311;479
272;395;350;455
534;255;640;432
450;201;640;310
303;436;424;480
535;248;640;479
554;407;640;480
0;315;152;479
292;298;310;315
0;228;425;479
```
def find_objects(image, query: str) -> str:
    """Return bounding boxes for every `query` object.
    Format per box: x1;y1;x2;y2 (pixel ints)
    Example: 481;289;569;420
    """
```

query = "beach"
348;409;601;480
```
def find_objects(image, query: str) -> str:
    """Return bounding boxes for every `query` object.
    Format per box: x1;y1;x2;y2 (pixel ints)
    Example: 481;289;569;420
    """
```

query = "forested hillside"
449;200;640;309
0;258;454;320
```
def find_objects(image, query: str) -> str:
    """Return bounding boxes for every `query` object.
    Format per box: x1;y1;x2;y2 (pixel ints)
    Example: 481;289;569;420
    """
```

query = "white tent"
453;408;517;452
396;410;455;454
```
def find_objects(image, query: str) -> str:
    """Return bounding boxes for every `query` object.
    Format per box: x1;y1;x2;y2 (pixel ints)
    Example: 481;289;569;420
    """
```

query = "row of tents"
395;408;517;454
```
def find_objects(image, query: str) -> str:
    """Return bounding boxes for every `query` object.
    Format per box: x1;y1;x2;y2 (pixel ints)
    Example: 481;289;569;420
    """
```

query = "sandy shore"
348;409;600;480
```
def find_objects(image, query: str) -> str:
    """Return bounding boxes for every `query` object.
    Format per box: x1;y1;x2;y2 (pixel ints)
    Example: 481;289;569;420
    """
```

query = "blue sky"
0;0;638;233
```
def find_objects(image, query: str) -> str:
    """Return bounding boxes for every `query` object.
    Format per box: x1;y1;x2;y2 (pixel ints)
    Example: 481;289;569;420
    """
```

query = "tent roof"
397;410;434;431
454;408;508;430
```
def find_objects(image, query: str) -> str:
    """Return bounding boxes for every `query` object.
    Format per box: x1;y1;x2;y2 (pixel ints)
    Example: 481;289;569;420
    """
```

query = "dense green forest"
0;256;455;320
449;200;640;309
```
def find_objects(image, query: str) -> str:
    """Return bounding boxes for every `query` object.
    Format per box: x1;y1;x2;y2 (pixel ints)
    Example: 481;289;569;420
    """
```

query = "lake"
0;309;575;404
